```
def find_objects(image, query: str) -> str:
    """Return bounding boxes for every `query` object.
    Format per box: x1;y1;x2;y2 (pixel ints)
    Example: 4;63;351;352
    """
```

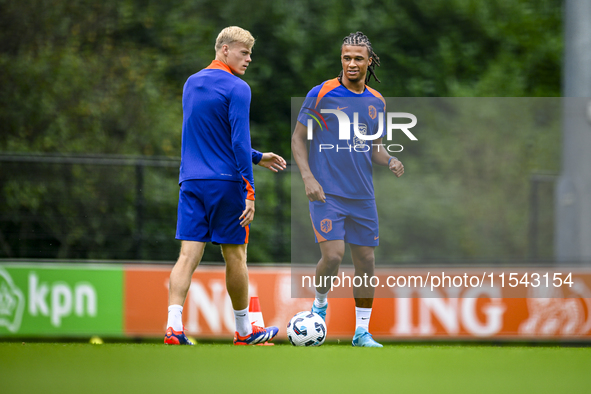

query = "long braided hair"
338;31;381;84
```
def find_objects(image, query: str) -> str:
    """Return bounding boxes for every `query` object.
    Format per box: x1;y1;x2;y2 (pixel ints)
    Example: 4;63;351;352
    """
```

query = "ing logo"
368;105;377;120
320;219;332;233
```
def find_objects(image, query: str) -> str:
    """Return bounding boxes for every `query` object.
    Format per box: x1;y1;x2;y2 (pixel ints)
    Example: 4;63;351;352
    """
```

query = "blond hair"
215;26;255;52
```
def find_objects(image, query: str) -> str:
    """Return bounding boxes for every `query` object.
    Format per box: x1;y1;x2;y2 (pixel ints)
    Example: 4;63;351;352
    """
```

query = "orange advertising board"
123;265;591;341
124;265;313;339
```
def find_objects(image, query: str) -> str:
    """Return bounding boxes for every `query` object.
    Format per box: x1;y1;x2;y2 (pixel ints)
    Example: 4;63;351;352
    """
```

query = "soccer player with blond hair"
165;26;285;345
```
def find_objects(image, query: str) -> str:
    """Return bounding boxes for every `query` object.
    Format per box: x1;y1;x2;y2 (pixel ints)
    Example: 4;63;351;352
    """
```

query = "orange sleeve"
365;85;386;109
315;78;341;109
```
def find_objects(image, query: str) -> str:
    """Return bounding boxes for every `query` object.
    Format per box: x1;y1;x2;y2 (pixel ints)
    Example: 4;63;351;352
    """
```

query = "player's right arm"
291;120;326;202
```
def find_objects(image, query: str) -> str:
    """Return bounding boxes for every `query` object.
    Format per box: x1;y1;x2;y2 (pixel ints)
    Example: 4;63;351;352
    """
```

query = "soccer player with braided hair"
338;31;381;84
292;32;404;347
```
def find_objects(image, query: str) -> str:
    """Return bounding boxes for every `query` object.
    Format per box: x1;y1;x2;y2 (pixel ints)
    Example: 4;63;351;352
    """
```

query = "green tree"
0;0;563;263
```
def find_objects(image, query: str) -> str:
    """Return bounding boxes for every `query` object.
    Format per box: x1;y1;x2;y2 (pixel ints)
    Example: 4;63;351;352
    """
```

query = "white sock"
355;307;372;331
314;288;328;308
167;305;184;332
234;307;252;337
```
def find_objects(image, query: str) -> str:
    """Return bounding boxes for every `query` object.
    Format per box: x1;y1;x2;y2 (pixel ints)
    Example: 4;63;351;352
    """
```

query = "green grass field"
2;341;590;393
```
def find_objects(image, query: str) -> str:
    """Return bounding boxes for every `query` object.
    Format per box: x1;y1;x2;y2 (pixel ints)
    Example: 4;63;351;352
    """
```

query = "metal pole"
529;176;539;260
135;164;145;260
555;0;591;263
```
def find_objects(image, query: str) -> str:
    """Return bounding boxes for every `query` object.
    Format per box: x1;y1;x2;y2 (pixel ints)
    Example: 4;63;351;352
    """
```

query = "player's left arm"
372;137;404;178
256;152;286;172
229;82;257;226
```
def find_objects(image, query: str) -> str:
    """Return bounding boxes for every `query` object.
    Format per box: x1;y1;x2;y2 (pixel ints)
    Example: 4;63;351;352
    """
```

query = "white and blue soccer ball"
286;311;326;347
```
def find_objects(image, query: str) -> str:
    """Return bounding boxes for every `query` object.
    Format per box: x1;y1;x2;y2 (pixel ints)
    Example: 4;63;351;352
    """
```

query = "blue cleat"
164;327;194;345
311;302;327;321
352;327;383;348
233;324;279;345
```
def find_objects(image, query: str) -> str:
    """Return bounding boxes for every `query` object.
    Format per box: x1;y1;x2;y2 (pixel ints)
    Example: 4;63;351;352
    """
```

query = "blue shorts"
309;194;379;247
176;180;249;245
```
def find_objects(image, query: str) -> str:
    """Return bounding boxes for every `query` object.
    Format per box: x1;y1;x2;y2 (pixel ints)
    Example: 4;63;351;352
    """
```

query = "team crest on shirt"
350;122;368;148
320;219;332;233
368;105;377;120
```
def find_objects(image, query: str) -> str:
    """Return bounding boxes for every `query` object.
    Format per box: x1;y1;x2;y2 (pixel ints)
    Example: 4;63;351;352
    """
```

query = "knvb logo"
305;109;417;153
320;219;332;233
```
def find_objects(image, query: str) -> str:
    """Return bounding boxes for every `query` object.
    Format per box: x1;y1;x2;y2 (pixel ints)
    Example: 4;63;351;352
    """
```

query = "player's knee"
322;252;344;270
177;243;203;267
355;255;375;272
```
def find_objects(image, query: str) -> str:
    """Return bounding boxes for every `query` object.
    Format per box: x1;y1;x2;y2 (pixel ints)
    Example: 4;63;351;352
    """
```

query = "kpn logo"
305;107;417;153
0;267;99;333
0;267;25;333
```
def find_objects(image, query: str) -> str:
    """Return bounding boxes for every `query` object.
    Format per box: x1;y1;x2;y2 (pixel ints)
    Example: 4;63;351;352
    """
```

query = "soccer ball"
286;311;326;347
